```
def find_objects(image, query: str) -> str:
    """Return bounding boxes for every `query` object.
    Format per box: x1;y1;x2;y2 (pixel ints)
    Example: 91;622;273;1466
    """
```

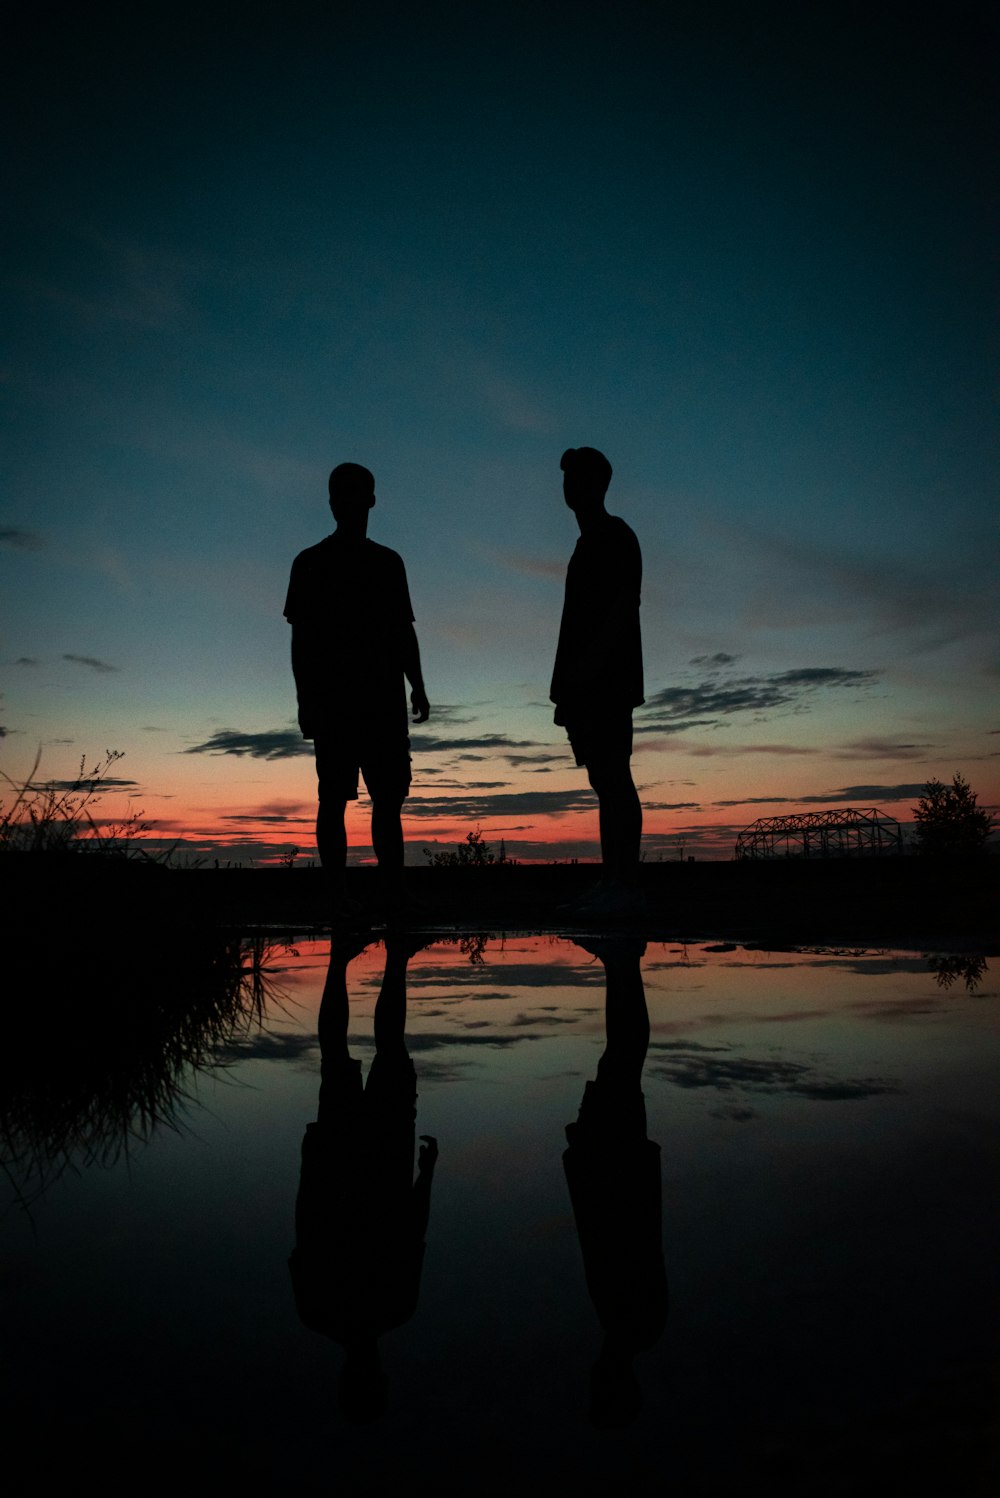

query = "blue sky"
3;2;997;860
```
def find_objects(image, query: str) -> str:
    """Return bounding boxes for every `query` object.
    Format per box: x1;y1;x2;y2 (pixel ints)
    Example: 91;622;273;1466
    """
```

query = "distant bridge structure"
734;808;902;861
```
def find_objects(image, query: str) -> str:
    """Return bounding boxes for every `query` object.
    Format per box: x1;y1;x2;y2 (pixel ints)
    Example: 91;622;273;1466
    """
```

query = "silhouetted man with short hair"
285;463;429;917
551;447;644;918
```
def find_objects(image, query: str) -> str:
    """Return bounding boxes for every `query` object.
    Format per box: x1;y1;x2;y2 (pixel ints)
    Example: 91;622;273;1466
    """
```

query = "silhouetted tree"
912;774;994;857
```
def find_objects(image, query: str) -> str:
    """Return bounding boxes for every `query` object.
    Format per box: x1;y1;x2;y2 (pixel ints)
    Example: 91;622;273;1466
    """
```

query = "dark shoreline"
9;854;998;952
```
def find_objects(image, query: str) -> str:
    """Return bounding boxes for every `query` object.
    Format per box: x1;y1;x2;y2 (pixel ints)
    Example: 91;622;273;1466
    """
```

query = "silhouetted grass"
0;928;290;1210
0;748;166;860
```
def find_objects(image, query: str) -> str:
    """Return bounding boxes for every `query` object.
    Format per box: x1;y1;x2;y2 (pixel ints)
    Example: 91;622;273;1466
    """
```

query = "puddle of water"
1;937;996;1492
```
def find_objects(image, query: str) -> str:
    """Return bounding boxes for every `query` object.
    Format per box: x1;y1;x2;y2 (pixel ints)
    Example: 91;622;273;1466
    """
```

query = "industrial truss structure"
734;808;902;861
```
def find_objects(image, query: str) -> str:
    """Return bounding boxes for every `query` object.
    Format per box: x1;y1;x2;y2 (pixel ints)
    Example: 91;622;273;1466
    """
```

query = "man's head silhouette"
561;447;613;512
329;463;376;529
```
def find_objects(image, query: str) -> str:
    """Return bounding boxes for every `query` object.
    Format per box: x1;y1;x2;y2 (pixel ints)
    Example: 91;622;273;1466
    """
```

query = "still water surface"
2;936;996;1493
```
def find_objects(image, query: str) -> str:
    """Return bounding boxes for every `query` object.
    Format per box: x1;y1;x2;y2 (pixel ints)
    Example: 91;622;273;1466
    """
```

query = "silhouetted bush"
422;826;516;867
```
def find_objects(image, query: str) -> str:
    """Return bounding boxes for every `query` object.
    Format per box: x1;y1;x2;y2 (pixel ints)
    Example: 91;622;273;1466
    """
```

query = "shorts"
364;1051;418;1129
559;710;634;770
314;1053;417;1134
566;1075;649;1149
314;730;412;802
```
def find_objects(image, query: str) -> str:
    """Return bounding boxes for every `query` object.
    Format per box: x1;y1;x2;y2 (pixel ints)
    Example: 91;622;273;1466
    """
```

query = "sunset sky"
3;3;997;862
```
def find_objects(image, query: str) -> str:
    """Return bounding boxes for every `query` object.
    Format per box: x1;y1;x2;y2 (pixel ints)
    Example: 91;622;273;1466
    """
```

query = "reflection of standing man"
564;938;667;1428
551;448;644;918
285;464;430;918
289;936;438;1423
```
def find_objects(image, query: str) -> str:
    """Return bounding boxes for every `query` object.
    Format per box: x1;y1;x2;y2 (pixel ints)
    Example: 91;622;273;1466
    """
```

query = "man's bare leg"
371;793;405;913
372;934;413;1055
316;794;347;872
316;794;363;919
591;764;642;886
316;934;371;1083
579;760;644;916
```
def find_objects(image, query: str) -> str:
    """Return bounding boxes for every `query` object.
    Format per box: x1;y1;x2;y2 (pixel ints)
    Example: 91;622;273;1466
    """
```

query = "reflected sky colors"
2;7;997;861
3;935;995;1487
254;935;997;1119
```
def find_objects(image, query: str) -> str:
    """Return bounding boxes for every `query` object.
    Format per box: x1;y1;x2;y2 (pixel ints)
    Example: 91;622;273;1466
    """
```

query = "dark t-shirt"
550;513;644;715
284;534;414;736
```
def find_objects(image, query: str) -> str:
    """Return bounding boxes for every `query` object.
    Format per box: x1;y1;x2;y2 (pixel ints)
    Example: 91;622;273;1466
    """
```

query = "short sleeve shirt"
550;514;644;712
284;534;414;723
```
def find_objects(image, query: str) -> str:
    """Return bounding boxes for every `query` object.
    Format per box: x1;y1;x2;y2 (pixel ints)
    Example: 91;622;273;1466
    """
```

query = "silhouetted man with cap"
551;447;644;918
285;463;429;918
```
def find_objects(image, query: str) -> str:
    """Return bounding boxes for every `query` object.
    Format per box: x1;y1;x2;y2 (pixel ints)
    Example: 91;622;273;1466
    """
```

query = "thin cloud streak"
404;788;596;819
833;739;934;761
62;653;119;673
495;551;566;581
34;776;140;791
184;728;311;760
411;733;545;753
0;527;44;550
638;666;878;730
712;783;928;807
647;1041;901;1101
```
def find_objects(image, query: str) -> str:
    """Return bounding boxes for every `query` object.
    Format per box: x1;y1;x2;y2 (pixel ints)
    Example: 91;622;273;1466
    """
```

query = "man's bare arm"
403;622;430;723
290;622;323;736
289;622;314;690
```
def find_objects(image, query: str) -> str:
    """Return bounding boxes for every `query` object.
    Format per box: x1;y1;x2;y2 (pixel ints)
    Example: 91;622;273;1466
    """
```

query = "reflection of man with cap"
551;447;644;918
